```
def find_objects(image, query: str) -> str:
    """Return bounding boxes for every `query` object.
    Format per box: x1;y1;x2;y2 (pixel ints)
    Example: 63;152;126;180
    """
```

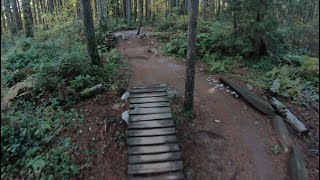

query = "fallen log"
290;144;308;180
271;115;293;153
80;84;103;98
270;98;308;134
220;77;276;116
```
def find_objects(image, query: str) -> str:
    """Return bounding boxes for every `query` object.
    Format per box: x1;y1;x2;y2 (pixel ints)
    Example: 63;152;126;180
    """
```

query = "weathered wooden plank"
130;97;169;104
128;172;184;180
128;127;176;137
130;107;172;115
130;102;171;108
130;92;168;98
127;135;177;145
133;84;167;89
129;152;181;164
131;87;167;93
128;161;183;174
128;144;180;155
129;120;174;129
130;113;173;121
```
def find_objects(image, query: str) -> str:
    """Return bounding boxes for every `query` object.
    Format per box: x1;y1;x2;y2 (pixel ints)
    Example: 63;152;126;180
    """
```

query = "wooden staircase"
127;84;184;180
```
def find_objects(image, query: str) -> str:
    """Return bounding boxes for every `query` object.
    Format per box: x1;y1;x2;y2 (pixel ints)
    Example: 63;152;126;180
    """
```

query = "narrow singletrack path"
127;84;184;179
118;27;288;180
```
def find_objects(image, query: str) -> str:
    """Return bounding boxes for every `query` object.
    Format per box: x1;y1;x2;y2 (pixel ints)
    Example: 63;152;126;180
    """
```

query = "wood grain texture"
128;120;174;129
128;127;176;137
128;144;180;155
128;161;183;174
130;113;173;121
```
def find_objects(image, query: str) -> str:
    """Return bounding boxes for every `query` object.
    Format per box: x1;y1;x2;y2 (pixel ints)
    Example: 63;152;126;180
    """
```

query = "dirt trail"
117;28;288;180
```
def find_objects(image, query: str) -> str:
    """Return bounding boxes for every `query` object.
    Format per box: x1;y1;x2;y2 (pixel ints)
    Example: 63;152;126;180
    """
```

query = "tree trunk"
36;0;42;25
134;0;137;22
233;0;236;38
1;5;7;33
209;0;214;17
123;0;127;22
81;0;102;66
145;0;150;21
48;0;54;12
127;0;132;25
22;0;34;38
217;0;220;17
32;0;37;25
4;0;16;44
77;0;83;19
12;0;23;31
169;0;174;14
93;0;98;20
184;0;199;112
137;0;143;35
202;0;207;19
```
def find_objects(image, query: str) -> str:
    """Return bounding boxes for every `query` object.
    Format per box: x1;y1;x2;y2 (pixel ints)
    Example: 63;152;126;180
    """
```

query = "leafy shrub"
1;102;82;179
202;54;238;74
267;65;306;100
299;56;319;83
70;75;97;91
164;32;188;58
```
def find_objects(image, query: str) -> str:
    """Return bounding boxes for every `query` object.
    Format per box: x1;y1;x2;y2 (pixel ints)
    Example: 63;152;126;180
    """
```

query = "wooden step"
130;97;169;104
130;107;172;115
130;102;171;108
128;120;174;129
128;161;183;175
132;84;167;89
127;135;177;145
129;152;182;164
128;127;176;137
128;144;180;155
128;171;185;180
130;113;173;122
131;87;168;93
130;92;168;98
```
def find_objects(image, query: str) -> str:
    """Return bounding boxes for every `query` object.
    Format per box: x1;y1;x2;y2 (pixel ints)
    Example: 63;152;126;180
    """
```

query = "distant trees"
184;0;199;112
0;0;318;56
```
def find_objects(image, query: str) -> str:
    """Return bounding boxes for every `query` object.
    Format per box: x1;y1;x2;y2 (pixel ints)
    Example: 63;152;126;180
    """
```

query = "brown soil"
115;27;319;180
65;90;128;179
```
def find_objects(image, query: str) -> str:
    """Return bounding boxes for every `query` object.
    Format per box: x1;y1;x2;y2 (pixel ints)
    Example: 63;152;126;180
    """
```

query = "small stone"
215;120;221;123
208;88;215;94
89;127;92;131
246;84;254;91
185;168;196;180
226;89;230;93
122;111;129;124
79;130;83;134
92;137;96;141
167;89;177;99
112;103;122;110
121;92;130;101
218;84;224;88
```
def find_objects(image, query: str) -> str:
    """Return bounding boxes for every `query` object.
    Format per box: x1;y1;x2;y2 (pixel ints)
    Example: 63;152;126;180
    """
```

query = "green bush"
1;102;82;179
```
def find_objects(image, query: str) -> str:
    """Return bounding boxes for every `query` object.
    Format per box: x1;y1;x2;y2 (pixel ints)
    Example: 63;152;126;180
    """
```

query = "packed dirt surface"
117;27;290;180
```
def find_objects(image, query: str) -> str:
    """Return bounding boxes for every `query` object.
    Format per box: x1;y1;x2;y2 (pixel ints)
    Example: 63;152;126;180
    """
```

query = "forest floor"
115;27;318;179
70;27;318;179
